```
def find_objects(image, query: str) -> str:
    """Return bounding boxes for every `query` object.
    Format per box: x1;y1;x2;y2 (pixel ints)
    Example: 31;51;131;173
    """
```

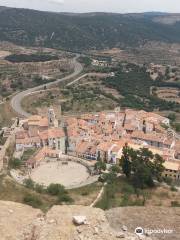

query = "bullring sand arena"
30;161;90;187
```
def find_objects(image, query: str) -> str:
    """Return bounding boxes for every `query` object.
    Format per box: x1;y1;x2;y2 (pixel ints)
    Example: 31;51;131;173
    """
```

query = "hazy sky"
1;0;180;13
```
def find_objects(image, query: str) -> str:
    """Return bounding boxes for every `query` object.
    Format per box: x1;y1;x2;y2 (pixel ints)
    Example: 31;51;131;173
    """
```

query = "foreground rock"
106;207;180;240
0;201;154;240
0;201;42;240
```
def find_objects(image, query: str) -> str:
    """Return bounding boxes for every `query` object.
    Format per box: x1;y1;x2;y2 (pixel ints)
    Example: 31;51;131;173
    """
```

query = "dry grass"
0;175;56;212
0;174;102;211
68;182;103;206
146;186;180;207
21;77;118;115
0;101;18;127
96;177;180;210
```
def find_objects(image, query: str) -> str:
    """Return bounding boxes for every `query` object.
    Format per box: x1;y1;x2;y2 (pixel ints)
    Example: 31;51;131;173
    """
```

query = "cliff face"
0;201;152;240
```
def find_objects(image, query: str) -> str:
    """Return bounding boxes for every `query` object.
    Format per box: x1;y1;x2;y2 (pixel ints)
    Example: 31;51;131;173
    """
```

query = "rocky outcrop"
0;201;153;240
0;201;42;240
106;207;180;240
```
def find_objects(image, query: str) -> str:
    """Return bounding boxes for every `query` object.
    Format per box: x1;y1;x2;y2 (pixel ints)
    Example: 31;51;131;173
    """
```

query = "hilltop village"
15;107;180;180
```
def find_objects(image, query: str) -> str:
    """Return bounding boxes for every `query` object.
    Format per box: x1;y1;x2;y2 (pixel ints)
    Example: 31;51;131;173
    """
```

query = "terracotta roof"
131;131;172;145
66;117;78;126
16;130;28;139
38;131;48;140
48;128;65;138
27;147;59;165
76;141;92;154
16;136;41;145
97;142;114;152
28;115;48;127
124;123;136;131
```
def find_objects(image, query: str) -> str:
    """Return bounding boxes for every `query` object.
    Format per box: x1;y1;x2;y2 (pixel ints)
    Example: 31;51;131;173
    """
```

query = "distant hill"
0;6;180;51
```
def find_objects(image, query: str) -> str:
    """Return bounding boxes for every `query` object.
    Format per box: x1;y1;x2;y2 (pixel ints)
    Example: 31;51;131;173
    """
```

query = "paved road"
11;55;83;117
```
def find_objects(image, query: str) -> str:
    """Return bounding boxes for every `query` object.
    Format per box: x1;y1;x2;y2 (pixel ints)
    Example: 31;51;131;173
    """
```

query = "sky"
0;0;180;13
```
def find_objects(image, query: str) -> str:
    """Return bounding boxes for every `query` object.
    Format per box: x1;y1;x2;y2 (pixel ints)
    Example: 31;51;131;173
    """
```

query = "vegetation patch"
103;63;180;112
5;53;59;63
96;147;180;210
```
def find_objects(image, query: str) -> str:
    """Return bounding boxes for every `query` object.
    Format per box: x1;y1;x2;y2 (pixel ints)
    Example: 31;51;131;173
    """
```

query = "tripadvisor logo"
135;227;144;236
135;227;174;236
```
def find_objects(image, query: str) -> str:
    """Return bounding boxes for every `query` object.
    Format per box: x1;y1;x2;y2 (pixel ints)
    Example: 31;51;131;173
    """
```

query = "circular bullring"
30;160;91;188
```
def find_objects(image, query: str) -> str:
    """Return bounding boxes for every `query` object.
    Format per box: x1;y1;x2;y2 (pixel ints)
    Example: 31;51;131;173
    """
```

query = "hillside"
0;7;180;51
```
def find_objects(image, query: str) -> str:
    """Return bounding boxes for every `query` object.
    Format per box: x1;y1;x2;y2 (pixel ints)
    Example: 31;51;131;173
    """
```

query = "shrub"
163;177;173;186
170;185;178;192
103;172;117;184
23;194;42;208
35;184;45;193
121;184;135;194
81;191;89;196
120;193;129;206
171;201;180;207
110;165;121;173
47;183;67;196
58;194;73;203
24;178;35;189
9;158;21;169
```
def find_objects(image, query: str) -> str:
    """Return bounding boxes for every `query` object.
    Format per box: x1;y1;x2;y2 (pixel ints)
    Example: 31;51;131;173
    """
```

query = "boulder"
73;216;87;225
116;232;125;238
122;225;128;231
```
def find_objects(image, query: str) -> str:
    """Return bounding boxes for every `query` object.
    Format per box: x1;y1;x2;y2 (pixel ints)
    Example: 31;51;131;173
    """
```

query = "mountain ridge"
0;6;180;51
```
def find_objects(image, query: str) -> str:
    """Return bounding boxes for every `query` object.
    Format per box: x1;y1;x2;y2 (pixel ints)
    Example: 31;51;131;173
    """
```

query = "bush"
23;194;42;208
168;113;176;122
9;158;21;169
81;191;89;196
24;178;35;189
47;183;67;196
163;177;173;186
103;172;117;184
35;184;45;193
110;165;121;173
174;123;180;132
170;185;178;192
58;194;73;203
171;201;180;207
121;184;135;194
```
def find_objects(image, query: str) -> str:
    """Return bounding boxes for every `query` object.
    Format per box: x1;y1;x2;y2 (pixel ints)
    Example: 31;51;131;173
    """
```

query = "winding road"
11;55;83;117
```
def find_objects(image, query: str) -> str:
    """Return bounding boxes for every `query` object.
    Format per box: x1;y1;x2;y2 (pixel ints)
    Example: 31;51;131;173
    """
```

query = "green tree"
110;165;121;173
152;154;165;181
120;145;133;178
95;160;106;173
121;147;165;189
102;172;117;184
